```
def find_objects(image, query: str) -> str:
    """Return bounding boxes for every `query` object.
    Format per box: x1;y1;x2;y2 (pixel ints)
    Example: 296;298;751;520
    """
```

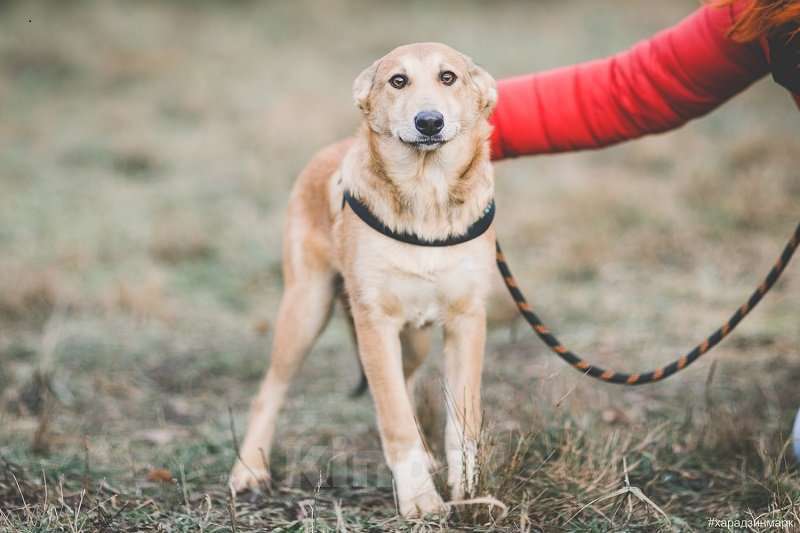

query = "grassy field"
1;0;799;531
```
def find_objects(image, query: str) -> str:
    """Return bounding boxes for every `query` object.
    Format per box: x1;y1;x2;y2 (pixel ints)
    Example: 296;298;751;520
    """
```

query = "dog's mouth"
400;135;447;150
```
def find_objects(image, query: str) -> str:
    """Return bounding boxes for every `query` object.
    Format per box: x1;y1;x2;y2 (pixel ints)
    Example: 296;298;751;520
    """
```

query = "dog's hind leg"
230;242;336;493
400;326;431;406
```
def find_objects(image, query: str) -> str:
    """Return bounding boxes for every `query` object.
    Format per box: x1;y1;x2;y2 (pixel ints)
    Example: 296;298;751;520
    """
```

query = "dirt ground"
1;1;799;531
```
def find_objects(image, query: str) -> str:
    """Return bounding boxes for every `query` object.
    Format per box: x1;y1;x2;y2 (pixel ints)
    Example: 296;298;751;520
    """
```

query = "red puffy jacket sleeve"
490;1;770;159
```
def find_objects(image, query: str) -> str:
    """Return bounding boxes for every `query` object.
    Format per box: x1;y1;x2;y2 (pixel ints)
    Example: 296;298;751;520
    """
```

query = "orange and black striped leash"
496;222;800;385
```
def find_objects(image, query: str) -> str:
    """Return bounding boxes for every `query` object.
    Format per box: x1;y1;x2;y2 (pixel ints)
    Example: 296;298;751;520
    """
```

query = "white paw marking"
447;438;477;500
391;442;446;517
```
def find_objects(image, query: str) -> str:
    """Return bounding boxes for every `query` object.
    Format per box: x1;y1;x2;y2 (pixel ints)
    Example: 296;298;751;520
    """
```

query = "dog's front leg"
444;306;486;501
352;305;445;518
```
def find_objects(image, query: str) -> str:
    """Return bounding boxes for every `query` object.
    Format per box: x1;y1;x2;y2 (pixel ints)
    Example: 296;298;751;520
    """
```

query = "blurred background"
1;1;798;530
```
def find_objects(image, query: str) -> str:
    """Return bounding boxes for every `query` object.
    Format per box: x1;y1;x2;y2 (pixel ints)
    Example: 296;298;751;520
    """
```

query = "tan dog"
229;42;497;518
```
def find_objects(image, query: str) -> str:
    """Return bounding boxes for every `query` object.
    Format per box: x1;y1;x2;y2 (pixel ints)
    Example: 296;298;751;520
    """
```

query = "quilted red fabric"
490;0;798;159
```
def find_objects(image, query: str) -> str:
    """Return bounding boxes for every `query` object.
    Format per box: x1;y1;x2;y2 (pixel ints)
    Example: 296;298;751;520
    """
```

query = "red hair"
714;0;800;42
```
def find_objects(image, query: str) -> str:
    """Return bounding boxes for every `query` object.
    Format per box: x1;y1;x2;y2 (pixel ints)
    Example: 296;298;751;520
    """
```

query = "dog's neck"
343;121;494;241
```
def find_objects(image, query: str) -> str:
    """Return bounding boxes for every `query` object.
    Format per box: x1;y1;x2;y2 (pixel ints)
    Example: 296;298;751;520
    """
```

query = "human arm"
490;1;770;159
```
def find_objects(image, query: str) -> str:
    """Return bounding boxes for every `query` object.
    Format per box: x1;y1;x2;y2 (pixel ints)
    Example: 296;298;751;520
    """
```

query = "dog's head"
353;42;496;152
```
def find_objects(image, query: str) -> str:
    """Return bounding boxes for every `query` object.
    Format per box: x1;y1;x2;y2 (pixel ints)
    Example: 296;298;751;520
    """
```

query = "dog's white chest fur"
353;227;494;327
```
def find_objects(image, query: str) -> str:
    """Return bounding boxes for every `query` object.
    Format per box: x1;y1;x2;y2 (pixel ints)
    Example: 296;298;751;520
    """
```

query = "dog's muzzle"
400;111;447;149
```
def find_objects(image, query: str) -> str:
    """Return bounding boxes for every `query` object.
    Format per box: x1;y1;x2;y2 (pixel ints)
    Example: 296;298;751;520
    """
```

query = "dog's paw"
446;440;477;501
400;489;447;519
449;479;466;502
392;442;447;518
447;464;476;501
229;462;270;493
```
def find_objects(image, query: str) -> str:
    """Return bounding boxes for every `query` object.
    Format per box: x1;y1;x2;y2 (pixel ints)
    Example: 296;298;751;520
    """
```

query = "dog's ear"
464;56;497;115
353;59;380;114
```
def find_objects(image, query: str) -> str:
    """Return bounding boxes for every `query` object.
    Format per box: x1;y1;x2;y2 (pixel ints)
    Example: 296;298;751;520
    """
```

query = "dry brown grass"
0;264;66;324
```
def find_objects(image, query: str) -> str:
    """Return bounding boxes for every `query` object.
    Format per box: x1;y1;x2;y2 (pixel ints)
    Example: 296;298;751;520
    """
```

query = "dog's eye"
389;74;408;89
440;71;457;86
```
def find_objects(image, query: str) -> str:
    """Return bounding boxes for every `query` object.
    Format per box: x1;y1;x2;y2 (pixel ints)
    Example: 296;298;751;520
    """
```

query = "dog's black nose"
414;111;444;136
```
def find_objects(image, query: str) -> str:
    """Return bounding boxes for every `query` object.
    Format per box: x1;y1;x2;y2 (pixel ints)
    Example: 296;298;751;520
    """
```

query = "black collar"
343;190;495;247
